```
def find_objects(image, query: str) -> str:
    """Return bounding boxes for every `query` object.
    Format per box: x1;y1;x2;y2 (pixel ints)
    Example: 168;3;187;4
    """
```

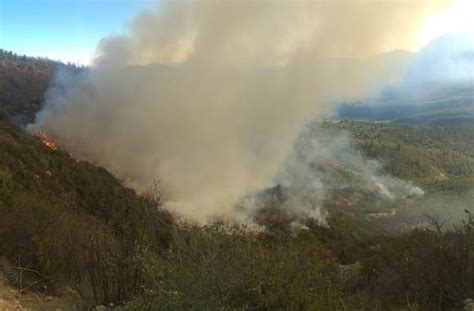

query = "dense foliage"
323;121;474;192
0;49;81;123
1;52;474;309
0;119;173;305
0;118;473;309
127;213;474;310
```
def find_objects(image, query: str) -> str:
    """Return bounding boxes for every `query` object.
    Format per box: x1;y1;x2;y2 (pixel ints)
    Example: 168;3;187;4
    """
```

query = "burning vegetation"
32;128;58;150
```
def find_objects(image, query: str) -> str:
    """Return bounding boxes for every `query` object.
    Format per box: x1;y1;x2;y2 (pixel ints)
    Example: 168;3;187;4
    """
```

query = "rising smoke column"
31;0;447;222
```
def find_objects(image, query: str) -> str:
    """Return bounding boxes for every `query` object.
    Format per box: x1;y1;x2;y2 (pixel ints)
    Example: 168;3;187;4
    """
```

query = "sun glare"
416;0;474;49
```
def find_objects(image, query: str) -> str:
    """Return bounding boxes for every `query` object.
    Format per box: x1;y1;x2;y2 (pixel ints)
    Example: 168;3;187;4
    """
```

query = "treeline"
0;49;83;123
0;49;83;70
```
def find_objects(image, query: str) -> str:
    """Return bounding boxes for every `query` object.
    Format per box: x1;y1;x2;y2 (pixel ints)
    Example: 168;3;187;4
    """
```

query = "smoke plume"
238;123;424;227
30;0;446;222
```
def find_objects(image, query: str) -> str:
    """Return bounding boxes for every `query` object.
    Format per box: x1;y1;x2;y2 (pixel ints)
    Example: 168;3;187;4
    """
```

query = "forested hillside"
326;121;474;182
0;50;80;123
1;50;474;310
0;116;173;306
336;94;474;126
129;122;474;310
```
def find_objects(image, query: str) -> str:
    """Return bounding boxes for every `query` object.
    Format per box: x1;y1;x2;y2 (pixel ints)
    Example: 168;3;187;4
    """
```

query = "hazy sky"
1;0;473;65
0;0;153;64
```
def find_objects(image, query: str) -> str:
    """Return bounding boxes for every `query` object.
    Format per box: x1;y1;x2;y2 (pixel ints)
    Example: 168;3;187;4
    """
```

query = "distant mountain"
401;31;474;86
335;32;474;125
337;94;474;125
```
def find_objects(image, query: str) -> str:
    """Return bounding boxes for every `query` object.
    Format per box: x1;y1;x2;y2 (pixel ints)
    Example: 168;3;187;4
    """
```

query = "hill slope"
325;121;474;181
0;117;173;306
0;50;80;123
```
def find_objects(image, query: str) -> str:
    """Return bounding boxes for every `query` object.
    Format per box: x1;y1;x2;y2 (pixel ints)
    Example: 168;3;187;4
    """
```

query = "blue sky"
0;0;154;64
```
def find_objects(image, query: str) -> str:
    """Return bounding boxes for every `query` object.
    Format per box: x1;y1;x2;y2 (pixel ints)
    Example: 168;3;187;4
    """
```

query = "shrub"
131;223;343;310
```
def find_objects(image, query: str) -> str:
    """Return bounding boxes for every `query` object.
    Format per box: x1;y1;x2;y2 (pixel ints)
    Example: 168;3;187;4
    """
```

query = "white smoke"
250;124;424;223
29;0;443;222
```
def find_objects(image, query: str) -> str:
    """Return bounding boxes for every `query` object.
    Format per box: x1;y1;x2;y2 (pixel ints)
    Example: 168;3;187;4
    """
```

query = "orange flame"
34;129;58;150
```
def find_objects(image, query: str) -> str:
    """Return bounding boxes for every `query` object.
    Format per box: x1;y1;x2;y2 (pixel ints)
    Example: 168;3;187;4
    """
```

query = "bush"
360;214;474;310
0;122;174;306
130;223;343;310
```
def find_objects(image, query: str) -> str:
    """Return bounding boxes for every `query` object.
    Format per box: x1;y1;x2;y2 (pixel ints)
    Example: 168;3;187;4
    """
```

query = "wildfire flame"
31;128;80;162
34;128;58;150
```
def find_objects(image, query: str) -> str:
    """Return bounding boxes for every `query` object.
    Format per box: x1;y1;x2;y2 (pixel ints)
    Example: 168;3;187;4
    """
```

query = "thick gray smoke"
30;0;445;222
